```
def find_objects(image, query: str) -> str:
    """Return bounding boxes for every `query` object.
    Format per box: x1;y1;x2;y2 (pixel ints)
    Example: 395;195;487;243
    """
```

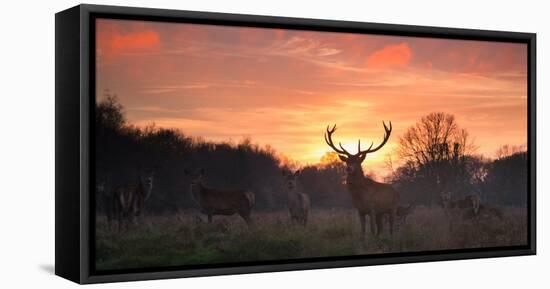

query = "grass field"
95;207;527;271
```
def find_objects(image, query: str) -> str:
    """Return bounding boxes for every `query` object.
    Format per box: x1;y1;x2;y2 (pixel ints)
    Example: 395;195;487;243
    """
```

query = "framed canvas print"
55;4;536;284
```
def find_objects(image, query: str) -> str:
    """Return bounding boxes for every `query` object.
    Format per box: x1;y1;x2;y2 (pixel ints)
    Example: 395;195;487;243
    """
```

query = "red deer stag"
282;169;310;226
112;168;155;230
185;168;255;226
325;123;400;240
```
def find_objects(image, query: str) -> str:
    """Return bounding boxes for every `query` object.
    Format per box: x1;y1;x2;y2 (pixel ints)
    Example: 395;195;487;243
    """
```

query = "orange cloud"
367;42;412;68
97;20;161;58
111;30;160;53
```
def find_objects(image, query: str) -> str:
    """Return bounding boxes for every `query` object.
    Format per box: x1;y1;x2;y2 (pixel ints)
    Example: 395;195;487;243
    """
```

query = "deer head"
96;181;106;195
139;167;155;200
184;168;205;203
440;191;452;208
282;169;300;191
324;122;392;175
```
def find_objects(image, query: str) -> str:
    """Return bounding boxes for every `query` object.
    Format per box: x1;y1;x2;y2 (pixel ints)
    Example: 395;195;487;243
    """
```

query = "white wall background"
0;0;546;287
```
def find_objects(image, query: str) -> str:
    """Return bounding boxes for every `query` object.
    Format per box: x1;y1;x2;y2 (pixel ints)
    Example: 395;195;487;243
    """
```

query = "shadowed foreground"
95;207;527;271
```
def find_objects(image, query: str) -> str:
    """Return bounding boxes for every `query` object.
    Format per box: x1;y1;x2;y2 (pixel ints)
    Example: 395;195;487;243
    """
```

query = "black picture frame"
55;4;536;284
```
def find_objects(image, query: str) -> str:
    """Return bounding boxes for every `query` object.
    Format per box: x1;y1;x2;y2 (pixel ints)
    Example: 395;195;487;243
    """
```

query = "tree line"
388;112;527;207
95;94;527;214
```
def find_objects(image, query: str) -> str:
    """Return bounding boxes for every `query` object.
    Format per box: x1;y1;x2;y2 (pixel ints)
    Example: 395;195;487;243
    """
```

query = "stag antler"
325;124;352;156
359;121;392;155
325;122;392;157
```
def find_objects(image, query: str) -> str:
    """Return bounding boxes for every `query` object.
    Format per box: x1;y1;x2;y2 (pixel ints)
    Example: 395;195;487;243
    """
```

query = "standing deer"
185;168;255;226
96;181;114;226
112;167;155;230
282;169;310;226
325;123;400;240
96;181;108;214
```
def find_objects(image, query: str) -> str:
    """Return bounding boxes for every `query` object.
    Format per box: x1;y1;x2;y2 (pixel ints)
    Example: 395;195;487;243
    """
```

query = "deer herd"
97;121;505;242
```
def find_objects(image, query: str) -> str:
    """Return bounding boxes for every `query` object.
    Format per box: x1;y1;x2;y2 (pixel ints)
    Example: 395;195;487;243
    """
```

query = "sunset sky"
96;19;527;174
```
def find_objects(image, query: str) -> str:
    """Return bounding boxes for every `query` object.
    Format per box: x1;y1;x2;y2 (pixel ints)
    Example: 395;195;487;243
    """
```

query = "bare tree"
397;112;476;205
495;144;527;160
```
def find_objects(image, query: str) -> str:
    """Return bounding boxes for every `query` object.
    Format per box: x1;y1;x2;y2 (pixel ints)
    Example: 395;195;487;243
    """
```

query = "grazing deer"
185;168;255;226
396;204;415;225
380;204;415;232
112;168;155;230
282;169;311;226
325;123;400;240
476;203;504;221
440;191;481;218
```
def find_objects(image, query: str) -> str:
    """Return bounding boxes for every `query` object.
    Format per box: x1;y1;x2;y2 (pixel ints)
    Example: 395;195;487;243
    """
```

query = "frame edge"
55;4;84;284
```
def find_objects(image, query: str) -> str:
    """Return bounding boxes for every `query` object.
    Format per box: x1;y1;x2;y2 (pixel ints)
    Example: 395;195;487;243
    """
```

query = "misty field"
95;207;527;270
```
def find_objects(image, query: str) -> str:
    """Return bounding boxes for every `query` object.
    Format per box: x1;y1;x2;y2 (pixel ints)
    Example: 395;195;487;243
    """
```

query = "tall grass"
95;207;527;270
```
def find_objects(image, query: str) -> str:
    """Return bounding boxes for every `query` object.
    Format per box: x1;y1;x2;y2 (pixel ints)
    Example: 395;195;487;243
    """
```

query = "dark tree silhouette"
395;112;475;205
484;149;528;206
95;97;528;215
96;90;125;133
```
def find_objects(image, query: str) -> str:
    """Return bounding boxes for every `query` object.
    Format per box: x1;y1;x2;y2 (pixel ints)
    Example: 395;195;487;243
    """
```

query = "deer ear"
338;154;348;162
359;153;367;162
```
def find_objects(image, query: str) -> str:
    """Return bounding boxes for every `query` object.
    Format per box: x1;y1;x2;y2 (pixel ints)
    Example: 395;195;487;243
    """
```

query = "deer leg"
117;212;122;233
245;215;254;227
241;213;252;227
126;213;132;231
122;213;127;232
107;212;113;231
375;213;383;236
358;212;366;241
239;209;253;227
369;212;377;236
388;211;395;235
